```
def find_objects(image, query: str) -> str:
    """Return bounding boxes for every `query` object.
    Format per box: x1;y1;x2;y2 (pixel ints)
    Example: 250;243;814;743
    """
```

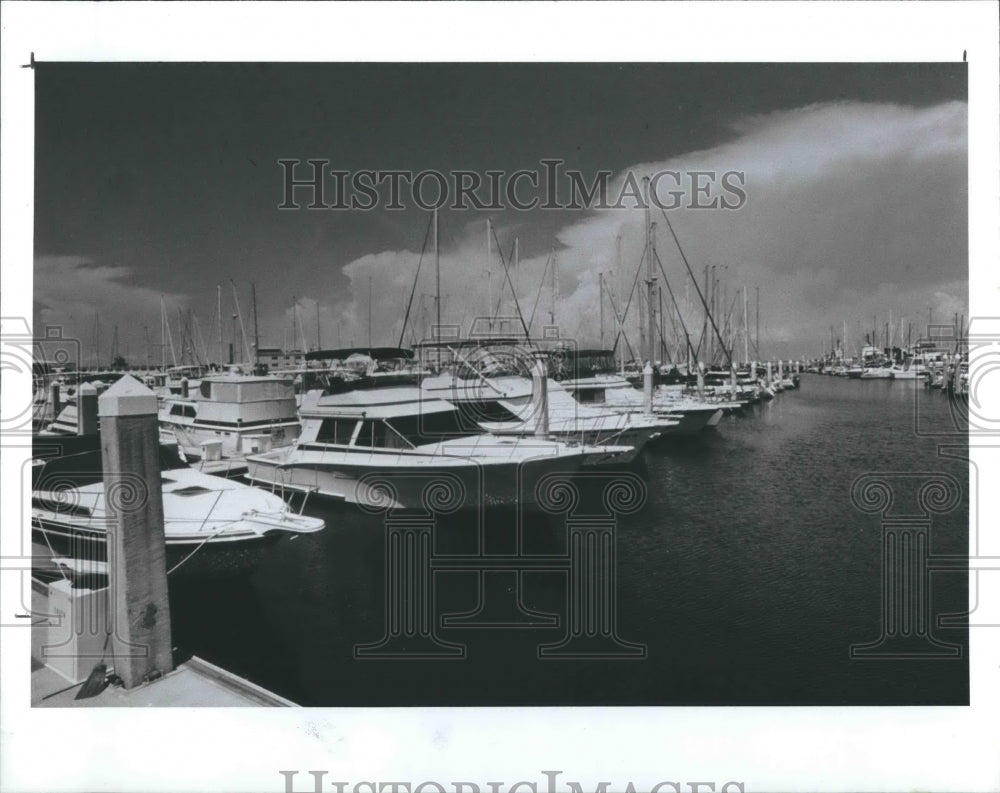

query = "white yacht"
415;341;677;459
549;349;728;434
31;440;324;583
244;354;633;510
158;369;301;461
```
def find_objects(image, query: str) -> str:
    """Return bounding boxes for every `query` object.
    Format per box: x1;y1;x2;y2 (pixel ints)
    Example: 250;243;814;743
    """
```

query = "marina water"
170;376;968;706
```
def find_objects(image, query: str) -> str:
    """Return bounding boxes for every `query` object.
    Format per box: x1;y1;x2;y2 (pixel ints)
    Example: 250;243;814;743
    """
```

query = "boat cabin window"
576;389;606;404
316;419;359;445
381;411;473;448
169;404;197;418
455;400;521;424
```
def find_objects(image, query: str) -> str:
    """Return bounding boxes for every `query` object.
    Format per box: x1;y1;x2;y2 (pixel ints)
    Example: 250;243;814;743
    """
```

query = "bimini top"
304;347;415;362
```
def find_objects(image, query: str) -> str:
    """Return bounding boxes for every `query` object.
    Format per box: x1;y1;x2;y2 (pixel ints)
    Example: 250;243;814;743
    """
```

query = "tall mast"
755;285;760;357
703;267;710;362
743;286;749;365
434;207;440;345
177;308;185;364
315;300;321;351
368;276;374;349
217;284;224;367
550;248;557;326
251;280;260;367
647;205;658;364
616;233;624;373
486;218;492;332
599;272;605;349
514;237;520;336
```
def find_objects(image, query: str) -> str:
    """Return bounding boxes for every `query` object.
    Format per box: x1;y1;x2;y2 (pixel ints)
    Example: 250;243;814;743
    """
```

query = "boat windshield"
548;349;617;379
351;411;477;450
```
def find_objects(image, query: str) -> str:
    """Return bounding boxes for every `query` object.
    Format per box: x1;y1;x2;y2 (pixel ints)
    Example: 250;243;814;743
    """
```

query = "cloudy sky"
33;63;967;365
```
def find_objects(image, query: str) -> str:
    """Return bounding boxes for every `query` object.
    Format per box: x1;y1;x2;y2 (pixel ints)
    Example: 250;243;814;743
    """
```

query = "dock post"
77;382;99;436
49;381;61;418
766;360;773;385
99;375;174;687
696;361;705;398
532;356;549;437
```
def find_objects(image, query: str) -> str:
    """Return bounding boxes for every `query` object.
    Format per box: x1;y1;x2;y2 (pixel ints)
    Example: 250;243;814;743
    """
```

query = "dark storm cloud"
33;63;966;360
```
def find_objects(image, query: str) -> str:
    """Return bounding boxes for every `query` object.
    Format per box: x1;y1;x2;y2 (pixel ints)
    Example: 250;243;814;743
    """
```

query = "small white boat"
859;367;894;380
32;442;324;582
547;354;724;434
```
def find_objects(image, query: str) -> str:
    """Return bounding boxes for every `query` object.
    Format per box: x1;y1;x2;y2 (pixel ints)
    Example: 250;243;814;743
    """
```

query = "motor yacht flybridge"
243;348;634;510
414;338;678;458
158;368;302;462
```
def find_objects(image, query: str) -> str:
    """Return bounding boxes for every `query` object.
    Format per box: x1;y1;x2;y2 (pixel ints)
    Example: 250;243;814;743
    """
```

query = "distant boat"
535;348;727;433
859;367;894;380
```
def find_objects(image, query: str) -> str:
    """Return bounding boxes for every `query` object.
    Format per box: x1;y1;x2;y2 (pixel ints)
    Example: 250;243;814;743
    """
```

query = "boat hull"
245;447;596;510
32;520;288;583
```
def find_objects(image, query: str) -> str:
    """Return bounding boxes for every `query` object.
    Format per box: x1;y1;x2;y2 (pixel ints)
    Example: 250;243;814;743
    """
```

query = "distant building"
256;347;305;370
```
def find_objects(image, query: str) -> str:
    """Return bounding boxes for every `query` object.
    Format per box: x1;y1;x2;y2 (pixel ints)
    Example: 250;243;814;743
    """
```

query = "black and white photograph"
2;3;998;793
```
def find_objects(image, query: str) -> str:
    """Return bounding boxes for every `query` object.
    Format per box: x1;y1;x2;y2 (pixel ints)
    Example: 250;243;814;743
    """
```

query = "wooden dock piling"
98;375;174;688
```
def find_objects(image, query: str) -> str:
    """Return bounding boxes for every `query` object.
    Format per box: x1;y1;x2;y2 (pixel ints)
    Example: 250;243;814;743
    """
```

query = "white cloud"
34;255;189;366
327;100;967;360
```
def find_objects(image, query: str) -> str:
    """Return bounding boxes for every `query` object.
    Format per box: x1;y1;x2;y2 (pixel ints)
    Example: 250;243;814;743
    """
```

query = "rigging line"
397;213;434;348
488;224;532;341
527;250;553;333
603;279;637;362
653;248;699;365
489;235;516;330
657;206;734;369
612;239;647;360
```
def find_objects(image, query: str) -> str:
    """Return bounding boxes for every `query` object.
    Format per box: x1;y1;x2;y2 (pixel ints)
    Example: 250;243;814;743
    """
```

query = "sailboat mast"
368;276;374;349
315;300;321;351
615;233;624;373
251;280;260;368
434;207;440;344
217;284;223;367
743;286;749;365
550;248;557;326
599;272;605;349
486;218;493;333
755;285;760;357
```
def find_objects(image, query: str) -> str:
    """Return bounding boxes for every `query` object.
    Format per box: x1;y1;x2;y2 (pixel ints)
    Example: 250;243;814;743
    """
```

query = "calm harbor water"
170;376;969;706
